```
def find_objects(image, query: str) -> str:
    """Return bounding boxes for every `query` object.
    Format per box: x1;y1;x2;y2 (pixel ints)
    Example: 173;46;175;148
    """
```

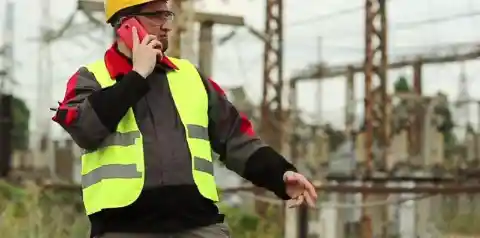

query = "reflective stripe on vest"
81;58;218;215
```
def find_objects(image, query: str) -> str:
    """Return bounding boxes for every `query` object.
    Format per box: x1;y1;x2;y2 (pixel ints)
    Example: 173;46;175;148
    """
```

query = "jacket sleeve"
52;67;149;150
200;72;297;200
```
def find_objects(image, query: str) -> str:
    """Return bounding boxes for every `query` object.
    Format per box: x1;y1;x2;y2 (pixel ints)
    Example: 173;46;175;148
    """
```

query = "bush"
220;204;283;238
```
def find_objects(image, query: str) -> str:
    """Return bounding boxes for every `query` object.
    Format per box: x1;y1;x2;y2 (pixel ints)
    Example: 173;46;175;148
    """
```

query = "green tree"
10;96;30;150
434;94;457;157
394;75;411;93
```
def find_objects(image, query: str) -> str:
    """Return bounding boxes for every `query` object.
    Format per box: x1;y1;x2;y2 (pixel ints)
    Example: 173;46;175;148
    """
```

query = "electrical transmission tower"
257;0;286;232
260;0;284;152
364;0;389;173
362;0;388;237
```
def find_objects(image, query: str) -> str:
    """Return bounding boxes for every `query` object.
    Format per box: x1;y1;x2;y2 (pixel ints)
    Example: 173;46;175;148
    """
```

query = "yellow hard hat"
104;0;155;23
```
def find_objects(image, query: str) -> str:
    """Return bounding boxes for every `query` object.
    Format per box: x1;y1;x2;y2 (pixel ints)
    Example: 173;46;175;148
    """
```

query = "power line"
227;191;433;210
394;10;480;29
288;5;363;27
316;41;480;54
287;0;402;27
286;2;480;39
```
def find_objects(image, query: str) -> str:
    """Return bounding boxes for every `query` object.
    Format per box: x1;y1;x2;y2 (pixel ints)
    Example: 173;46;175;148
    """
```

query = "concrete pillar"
345;65;355;133
168;0;182;58
198;21;214;76
284;206;298;238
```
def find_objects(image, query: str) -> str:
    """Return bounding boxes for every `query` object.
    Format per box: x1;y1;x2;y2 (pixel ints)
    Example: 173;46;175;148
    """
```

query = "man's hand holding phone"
131;27;163;78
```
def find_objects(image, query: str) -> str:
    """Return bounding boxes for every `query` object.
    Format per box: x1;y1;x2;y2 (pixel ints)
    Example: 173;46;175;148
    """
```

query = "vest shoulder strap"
85;60;115;88
167;57;196;71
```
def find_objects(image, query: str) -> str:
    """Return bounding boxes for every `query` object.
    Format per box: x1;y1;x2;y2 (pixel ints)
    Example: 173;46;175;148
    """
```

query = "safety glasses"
132;10;175;24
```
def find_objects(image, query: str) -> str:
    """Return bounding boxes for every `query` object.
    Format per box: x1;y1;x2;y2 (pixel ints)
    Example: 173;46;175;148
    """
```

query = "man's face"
136;1;173;52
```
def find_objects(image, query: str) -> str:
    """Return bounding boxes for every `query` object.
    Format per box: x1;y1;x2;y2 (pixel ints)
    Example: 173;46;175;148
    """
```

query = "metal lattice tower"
364;0;389;171
260;0;284;152
362;0;388;237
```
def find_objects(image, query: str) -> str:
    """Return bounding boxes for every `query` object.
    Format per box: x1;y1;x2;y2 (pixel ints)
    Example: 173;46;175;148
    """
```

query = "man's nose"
161;21;173;32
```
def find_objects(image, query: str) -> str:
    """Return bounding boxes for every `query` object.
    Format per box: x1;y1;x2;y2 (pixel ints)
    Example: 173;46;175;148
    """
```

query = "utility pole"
315;36;323;125
408;60;423;158
476;102;480;162
346;66;355;137
456;62;471;132
363;0;388;237
37;0;55;176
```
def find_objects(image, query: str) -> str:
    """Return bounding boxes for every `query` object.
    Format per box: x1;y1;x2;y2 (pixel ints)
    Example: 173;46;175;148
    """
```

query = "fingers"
303;191;316;208
287;194;304;208
288;193;315;209
285;172;318;208
132;27;140;47
302;178;318;200
283;171;295;181
285;172;300;184
291;173;318;199
284;172;318;208
141;34;157;45
153;49;164;59
295;195;304;207
147;39;163;50
298;177;317;207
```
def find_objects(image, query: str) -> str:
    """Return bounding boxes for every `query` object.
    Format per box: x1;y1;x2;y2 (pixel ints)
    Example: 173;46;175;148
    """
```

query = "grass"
3;181;480;238
0;181;282;238
0;181;89;238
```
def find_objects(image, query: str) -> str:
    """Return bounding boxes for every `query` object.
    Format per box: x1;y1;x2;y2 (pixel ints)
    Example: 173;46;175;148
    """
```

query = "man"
52;0;317;237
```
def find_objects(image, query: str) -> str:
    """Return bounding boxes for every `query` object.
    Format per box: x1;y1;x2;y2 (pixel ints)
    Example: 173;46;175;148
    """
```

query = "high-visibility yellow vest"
81;57;219;215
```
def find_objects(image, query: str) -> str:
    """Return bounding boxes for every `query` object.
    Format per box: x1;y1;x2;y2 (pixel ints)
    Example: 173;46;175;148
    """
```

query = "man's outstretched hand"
283;171;318;208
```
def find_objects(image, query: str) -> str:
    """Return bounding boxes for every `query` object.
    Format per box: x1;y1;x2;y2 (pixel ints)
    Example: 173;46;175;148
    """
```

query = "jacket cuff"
122;70;150;95
87;70;150;132
243;146;297;200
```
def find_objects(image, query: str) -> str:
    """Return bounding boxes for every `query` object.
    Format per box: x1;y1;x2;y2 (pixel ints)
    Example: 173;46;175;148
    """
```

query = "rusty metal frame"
42;181;480;195
363;1;388;236
364;0;388;171
260;0;284;152
219;183;480;194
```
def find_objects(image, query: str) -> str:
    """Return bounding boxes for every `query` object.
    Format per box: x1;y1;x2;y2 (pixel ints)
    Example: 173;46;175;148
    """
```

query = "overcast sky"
1;0;480;139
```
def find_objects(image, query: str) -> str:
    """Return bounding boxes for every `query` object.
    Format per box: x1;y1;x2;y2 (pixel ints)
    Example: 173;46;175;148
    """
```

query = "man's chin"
161;42;169;53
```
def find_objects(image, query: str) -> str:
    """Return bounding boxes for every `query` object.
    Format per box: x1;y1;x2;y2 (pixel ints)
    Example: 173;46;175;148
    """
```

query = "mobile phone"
116;17;149;50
